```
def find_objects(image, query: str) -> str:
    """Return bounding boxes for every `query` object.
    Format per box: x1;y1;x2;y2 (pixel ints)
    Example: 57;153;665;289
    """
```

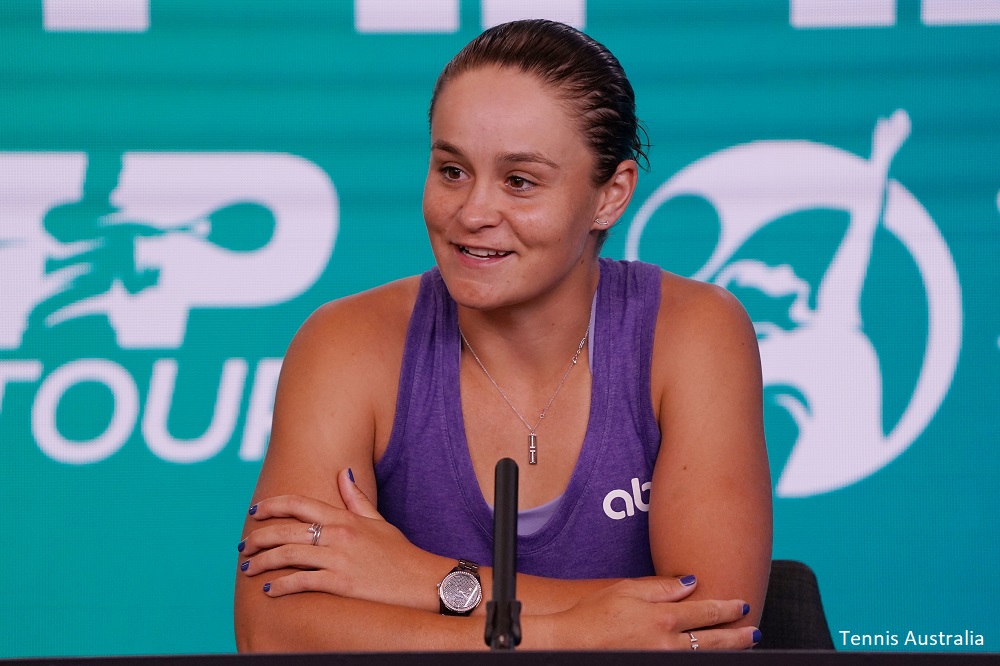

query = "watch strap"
456;559;479;575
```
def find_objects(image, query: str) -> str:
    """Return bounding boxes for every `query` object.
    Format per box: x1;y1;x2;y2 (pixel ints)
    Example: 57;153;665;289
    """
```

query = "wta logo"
1;152;336;349
0;152;338;464
626;110;962;498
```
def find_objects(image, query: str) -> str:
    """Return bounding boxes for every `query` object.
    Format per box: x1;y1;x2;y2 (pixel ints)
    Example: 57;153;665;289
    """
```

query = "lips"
458;245;513;259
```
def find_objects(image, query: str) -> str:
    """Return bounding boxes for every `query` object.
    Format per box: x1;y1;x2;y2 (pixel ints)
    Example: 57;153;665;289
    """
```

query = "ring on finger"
689;632;699;651
307;522;323;546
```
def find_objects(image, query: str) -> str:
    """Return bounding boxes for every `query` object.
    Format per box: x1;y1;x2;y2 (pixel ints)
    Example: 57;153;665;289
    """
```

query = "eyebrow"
431;140;560;170
498;151;560;170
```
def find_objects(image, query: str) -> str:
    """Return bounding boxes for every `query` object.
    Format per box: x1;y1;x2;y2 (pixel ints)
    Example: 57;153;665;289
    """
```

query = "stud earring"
595;218;610;226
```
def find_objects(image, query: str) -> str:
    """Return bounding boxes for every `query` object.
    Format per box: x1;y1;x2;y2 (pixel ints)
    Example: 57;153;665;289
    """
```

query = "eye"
440;166;465;181
506;175;535;191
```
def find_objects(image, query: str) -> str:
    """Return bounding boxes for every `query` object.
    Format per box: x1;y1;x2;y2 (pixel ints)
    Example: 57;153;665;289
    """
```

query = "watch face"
439;570;482;613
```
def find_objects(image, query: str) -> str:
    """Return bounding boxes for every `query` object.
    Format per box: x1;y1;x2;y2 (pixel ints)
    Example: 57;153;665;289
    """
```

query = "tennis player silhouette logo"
27;153;276;333
0;151;338;349
626;110;962;497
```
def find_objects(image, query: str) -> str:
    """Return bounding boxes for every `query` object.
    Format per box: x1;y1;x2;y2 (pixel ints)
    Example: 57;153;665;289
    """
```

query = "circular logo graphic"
626;111;962;497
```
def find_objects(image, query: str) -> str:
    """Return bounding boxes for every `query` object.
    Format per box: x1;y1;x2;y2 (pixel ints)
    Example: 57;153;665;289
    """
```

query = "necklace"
459;310;591;465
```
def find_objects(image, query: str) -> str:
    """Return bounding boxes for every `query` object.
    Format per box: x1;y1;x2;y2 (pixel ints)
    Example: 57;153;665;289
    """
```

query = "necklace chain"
458;306;592;465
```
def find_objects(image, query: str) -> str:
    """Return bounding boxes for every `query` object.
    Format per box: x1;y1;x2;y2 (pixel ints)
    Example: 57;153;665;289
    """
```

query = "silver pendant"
528;433;537;465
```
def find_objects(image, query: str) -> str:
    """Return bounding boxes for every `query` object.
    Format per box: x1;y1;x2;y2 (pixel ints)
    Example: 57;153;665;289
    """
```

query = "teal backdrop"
2;0;998;657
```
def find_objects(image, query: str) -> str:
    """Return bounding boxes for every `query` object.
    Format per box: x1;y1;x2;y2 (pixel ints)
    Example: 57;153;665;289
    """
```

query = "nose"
457;181;501;231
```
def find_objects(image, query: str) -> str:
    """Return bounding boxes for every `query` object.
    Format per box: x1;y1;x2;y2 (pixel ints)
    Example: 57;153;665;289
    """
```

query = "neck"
456;262;599;374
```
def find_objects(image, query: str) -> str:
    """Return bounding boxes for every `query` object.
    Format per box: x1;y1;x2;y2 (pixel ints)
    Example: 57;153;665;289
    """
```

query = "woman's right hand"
538;575;760;650
239;469;446;611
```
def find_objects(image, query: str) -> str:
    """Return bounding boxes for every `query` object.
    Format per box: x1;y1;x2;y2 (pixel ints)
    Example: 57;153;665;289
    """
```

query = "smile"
458;245;513;259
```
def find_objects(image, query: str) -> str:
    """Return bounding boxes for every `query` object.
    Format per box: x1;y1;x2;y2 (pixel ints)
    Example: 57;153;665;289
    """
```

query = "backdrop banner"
1;0;998;657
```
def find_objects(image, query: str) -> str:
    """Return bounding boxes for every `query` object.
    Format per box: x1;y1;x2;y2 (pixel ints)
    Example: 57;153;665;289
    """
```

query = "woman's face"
423;66;606;311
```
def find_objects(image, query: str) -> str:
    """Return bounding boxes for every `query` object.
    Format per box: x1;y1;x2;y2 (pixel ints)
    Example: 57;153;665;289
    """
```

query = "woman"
235;19;771;651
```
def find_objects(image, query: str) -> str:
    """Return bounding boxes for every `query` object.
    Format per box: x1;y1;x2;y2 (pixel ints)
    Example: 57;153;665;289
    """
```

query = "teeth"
461;246;511;258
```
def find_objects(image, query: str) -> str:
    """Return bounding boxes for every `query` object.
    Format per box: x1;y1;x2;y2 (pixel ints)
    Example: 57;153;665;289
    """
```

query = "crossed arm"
233;277;771;652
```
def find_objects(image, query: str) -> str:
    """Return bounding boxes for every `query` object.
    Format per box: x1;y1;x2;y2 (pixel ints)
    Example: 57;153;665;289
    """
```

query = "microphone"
484;458;522;650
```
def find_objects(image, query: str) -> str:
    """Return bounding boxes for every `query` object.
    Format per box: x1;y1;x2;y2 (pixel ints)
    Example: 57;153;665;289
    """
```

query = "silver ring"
307;522;323;546
689;632;699;651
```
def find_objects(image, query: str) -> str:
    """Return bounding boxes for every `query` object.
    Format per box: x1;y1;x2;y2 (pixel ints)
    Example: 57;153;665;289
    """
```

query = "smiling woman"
234;19;771;652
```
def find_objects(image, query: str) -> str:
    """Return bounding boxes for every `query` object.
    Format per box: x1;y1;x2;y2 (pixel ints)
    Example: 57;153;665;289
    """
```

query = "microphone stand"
484;458;522;650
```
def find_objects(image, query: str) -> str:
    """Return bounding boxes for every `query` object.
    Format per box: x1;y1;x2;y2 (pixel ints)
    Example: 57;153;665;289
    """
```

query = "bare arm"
238;475;752;651
234;282;415;651
649;273;772;626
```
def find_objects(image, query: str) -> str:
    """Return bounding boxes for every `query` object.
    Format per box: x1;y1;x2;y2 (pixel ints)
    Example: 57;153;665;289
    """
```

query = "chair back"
757;559;835;650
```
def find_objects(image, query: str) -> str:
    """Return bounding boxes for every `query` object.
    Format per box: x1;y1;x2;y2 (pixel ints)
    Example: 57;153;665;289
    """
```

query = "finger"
248;495;338;525
677;626;761;651
262;570;342;598
240;544;334;577
673;598;751;632
338;468;381;520
620;575;699;603
239;521;322;557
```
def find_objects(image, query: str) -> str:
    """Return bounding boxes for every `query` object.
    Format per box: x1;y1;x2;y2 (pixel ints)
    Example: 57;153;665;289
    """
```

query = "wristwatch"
437;559;482;616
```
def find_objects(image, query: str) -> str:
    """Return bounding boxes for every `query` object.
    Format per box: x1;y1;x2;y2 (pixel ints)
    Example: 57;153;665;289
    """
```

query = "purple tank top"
375;258;662;579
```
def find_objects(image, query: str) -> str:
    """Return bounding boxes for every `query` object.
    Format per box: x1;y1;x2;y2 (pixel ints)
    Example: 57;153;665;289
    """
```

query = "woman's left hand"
238;468;442;611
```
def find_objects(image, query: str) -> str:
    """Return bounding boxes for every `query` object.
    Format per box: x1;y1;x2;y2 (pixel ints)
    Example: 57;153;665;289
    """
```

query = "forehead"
430;66;590;162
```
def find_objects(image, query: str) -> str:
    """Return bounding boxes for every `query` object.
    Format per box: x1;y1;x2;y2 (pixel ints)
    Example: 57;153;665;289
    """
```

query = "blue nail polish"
248;504;257;516
752;629;762;644
237;540;246;553
240;560;250;572
348;468;355;484
742;603;750;616
680;575;696;586
263;583;271;593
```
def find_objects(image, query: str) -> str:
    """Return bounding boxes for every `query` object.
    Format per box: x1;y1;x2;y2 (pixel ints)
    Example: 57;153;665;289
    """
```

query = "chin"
441;278;501;311
435;271;513;312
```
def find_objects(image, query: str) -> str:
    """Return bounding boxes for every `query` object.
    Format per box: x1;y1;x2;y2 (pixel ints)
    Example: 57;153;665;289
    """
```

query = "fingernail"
240;560;250;572
248;504;257;516
680;575;696;586
752;629;762;644
237;540;246;553
348;468;355;484
742;603;750;616
263;582;271;593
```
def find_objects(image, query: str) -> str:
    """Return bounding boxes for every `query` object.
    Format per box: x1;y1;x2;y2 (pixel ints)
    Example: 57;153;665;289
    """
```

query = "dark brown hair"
429;19;649;187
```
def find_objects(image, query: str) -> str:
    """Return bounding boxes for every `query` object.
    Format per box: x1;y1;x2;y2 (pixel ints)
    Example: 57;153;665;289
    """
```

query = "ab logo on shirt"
603;477;652;520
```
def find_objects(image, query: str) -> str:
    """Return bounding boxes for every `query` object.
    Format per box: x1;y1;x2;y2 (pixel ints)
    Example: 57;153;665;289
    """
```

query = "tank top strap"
376;267;460;477
590;257;662;467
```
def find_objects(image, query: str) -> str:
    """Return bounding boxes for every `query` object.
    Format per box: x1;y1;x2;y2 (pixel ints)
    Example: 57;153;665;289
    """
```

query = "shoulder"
651;270;761;408
657;270;755;346
287;275;422;369
262;275;423;494
275;275;423;431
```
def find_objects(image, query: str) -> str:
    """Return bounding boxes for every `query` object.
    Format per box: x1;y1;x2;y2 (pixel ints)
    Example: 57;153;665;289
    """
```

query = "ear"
591;159;639;231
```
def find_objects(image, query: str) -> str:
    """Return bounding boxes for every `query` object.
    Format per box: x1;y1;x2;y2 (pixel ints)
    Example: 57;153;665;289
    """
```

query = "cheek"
422;182;454;230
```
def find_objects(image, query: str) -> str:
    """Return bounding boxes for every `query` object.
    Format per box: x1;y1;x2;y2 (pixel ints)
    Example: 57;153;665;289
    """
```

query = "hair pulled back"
429;19;649;186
